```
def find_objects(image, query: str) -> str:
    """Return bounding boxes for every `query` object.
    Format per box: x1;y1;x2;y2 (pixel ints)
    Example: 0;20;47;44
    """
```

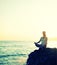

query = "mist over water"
47;41;57;48
0;41;57;65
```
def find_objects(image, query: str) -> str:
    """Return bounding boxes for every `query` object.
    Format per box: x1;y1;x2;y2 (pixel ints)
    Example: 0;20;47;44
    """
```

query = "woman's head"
42;31;46;37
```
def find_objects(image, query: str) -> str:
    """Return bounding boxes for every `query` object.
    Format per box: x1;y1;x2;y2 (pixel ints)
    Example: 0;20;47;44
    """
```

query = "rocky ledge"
26;48;57;65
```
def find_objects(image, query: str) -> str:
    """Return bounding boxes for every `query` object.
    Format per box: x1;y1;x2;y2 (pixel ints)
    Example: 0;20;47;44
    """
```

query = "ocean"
0;41;57;65
0;41;37;65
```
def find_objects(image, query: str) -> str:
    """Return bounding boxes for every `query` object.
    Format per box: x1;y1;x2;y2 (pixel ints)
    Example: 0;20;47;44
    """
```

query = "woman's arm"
37;38;41;43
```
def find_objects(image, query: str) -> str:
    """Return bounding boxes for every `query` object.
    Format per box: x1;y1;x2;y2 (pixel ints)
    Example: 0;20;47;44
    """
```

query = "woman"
34;31;48;49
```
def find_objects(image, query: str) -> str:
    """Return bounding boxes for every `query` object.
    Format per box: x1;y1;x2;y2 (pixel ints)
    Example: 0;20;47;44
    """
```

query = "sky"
0;0;57;41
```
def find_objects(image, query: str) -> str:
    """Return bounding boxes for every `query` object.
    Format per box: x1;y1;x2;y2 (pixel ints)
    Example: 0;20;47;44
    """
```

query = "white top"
39;37;47;46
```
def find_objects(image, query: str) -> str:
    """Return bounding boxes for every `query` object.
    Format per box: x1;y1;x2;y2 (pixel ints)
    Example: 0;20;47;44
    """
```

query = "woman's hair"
42;31;46;37
43;31;46;33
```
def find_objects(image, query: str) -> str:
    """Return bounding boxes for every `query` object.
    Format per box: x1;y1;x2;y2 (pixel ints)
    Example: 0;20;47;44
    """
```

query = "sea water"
0;41;57;65
0;41;37;65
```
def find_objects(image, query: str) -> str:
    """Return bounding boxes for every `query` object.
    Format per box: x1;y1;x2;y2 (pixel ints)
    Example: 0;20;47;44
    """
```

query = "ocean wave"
0;54;27;58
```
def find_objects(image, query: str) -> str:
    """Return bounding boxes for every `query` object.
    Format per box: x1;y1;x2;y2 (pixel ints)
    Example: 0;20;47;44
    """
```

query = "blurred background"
0;0;57;65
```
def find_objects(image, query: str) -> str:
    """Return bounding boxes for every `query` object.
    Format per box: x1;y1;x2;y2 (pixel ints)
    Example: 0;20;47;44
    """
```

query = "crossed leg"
34;42;46;49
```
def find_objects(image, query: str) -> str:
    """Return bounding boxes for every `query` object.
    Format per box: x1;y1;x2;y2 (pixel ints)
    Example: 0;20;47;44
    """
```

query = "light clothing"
34;37;47;48
37;37;47;47
40;37;47;46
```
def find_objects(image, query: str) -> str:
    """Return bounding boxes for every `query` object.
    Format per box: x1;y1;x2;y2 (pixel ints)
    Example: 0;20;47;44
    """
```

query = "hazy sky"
0;0;57;41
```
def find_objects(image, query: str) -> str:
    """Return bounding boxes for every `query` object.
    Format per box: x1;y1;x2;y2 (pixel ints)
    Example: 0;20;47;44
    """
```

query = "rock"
26;48;57;65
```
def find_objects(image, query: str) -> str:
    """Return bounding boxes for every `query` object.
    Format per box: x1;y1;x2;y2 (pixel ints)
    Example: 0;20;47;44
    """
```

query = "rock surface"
26;48;57;65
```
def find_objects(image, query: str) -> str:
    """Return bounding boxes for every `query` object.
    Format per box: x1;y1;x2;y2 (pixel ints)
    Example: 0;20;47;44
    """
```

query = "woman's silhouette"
34;31;48;49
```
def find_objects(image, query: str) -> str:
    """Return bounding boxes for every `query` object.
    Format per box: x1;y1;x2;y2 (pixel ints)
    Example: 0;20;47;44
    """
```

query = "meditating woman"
34;31;48;49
